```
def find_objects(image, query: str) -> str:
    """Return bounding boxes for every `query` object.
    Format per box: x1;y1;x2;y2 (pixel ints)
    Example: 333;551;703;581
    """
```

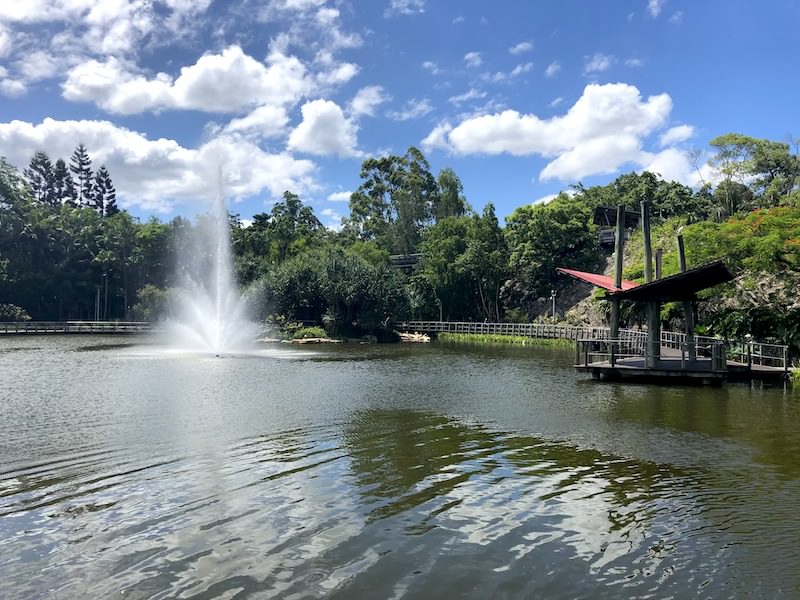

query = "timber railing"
0;321;153;335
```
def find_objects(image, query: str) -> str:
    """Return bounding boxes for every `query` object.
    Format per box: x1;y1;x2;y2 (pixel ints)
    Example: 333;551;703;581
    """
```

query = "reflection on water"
0;336;799;598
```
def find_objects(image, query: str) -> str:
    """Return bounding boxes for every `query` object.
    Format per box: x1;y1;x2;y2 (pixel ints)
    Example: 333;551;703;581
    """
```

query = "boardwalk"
0;321;153;335
399;320;790;382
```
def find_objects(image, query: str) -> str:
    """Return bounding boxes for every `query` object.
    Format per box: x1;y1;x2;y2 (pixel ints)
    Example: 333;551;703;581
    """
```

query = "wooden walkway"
0;321;153;335
400;320;791;382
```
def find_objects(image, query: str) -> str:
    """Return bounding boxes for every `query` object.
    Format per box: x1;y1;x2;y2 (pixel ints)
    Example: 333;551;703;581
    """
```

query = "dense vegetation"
1;133;798;351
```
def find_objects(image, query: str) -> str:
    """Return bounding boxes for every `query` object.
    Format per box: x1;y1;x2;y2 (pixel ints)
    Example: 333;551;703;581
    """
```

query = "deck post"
642;201;660;368
677;234;697;360
610;205;626;351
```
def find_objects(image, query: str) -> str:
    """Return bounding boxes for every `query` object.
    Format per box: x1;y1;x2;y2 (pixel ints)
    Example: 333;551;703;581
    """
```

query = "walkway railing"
400;320;790;371
576;339;728;372
0;321;152;334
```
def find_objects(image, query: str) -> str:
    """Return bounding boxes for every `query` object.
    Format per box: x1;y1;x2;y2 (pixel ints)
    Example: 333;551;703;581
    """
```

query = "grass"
291;326;328;340
438;332;573;348
791;368;800;383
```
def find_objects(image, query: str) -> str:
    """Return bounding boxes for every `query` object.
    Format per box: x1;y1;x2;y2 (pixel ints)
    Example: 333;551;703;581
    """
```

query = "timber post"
677;234;697;360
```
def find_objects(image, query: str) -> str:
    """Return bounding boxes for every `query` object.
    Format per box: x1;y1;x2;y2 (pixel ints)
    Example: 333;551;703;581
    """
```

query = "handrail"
0;321;153;334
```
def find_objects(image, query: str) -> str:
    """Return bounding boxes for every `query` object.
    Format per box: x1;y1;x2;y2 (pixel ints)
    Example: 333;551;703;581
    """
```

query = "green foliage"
504;193;598;309
130;284;179;322
0;304;31;322
291;326;328;339
439;332;573;347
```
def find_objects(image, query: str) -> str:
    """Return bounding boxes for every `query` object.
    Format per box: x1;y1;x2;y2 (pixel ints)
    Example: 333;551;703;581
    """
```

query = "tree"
24;151;56;207
434;167;470;221
92;165;118;216
52;158;73;206
504;193;598;311
346;146;438;254
69;143;94;207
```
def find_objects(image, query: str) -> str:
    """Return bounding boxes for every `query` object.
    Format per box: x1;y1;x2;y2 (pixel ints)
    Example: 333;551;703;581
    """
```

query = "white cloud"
386;0;425;16
387;98;434;121
549;96;563;108
532;193;558;205
509;41;533;55
422;61;442;75
464;52;482;68
659;124;694;146
669;11;683;24
320;207;342;230
545;61;561;78
63;46;312;115
448;88;486;105
327;191;352;202
583;53;613;75
425;83;672;181
420;121;453;153
647;0;665;17
0;117;316;211
0;24;11;57
511;62;534;77
349;85;390;117
223;105;290;139
625;58;645;68
452;15;464;24
288;99;361;157
0;78;26;97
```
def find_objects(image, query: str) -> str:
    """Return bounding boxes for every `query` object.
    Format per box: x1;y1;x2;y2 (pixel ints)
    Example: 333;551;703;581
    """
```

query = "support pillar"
677;234;696;360
642;201;660;368
610;205;626;349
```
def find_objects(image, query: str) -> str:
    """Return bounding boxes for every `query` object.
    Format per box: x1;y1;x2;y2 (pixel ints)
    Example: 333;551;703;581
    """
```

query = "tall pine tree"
23;151;56;207
52;158;72;205
92;165;118;216
69;143;93;208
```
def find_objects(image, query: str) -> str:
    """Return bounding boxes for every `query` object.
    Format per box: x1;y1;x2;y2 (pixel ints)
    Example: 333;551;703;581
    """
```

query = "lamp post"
550;289;557;321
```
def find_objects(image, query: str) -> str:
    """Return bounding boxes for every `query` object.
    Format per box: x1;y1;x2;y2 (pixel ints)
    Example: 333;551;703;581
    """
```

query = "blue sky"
0;0;798;227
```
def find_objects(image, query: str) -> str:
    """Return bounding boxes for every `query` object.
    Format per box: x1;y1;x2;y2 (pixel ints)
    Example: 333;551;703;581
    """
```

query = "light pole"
550;289;557;321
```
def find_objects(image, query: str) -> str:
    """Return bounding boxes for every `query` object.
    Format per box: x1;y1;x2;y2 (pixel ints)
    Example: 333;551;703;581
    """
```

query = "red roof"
556;267;640;293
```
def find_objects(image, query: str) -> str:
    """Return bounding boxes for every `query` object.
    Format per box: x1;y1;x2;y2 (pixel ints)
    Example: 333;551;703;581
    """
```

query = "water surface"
1;336;798;598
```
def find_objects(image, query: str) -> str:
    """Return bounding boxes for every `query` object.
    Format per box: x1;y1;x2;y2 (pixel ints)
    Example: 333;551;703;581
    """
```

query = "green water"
0;336;798;598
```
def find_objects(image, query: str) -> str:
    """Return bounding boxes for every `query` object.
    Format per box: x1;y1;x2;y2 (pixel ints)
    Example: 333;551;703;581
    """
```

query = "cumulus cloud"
511;62;534;77
223;105;290;139
420;121;453;152
288;99;361;157
348;85;390;117
424;83;673;181
422;61;442;75
448;88;486;105
327;191;352;202
386;0;426;16
545;61;561;78
387;98;434;121
659;124;694;147
647;0;665;17
509;41;533;55
0;117;316;211
62;46;312;115
669;11;683;24
464;52;482;68
583;53;613;75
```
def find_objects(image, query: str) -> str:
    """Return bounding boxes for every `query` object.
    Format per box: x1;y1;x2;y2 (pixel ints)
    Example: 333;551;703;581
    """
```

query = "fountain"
168;185;257;356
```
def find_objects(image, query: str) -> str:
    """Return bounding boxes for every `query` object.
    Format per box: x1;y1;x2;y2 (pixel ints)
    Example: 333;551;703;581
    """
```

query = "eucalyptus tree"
346;146;438;254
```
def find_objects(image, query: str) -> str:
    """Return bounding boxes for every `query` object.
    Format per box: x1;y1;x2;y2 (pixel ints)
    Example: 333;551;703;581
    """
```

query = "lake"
1;336;798;598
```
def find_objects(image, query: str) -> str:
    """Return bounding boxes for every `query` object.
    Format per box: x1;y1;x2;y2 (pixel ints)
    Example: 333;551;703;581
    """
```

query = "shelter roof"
608;261;733;302
556;268;640;293
557;260;733;302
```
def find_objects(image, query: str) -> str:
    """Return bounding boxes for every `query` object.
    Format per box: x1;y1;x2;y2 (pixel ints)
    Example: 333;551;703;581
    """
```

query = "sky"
0;0;798;228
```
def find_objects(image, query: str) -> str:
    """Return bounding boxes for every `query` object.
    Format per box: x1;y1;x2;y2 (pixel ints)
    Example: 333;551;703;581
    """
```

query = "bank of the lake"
1;335;799;599
438;331;574;347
